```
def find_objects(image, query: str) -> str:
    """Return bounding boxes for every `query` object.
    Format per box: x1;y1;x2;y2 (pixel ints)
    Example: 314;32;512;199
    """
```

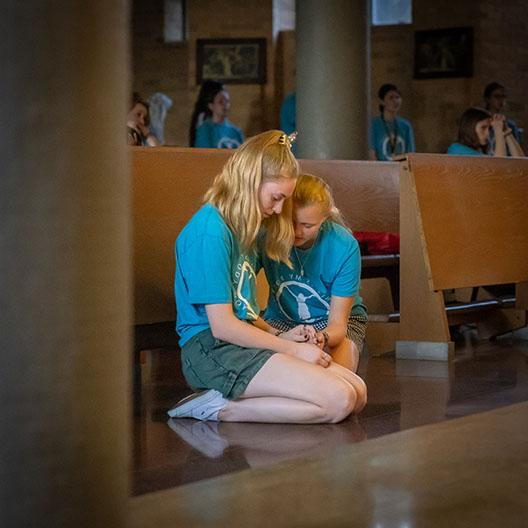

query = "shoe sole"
167;390;219;418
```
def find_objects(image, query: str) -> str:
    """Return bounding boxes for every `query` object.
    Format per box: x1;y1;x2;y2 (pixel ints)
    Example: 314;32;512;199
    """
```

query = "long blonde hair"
204;130;299;262
293;173;347;228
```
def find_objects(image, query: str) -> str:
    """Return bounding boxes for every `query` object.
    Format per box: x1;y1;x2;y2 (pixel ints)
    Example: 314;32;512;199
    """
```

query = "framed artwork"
414;27;473;79
196;38;267;85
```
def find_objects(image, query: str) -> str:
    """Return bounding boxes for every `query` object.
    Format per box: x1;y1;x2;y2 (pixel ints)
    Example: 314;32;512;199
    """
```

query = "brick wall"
372;0;528;153
132;0;528;152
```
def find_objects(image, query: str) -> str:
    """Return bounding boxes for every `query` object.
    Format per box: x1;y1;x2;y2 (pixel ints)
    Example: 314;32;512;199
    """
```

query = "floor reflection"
132;327;528;495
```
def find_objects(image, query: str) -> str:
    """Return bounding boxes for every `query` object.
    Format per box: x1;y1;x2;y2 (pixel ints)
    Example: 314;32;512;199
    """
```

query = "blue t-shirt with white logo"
370;115;415;161
260;222;362;325
175;204;259;346
195;119;244;149
447;143;483;156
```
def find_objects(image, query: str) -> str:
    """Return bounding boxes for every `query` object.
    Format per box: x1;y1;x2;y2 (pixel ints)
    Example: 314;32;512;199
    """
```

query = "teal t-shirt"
369;115;415;161
175;204;260;346
195;119;244;149
447;143;483;156
260;222;362;325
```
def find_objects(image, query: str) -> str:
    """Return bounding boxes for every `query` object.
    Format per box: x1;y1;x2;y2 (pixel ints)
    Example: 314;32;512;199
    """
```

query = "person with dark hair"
447;107;509;157
189;80;225;147
126;92;160;146
192;81;244;149
369;83;415;161
483;82;524;156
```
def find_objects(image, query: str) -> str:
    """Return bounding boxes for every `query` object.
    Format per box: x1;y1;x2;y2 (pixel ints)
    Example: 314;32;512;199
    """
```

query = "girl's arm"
491;114;507;157
205;304;330;367
505;130;525;157
316;295;354;349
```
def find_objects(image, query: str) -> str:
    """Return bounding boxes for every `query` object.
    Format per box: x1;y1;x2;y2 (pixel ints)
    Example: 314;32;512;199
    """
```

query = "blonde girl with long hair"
169;131;366;423
258;173;368;373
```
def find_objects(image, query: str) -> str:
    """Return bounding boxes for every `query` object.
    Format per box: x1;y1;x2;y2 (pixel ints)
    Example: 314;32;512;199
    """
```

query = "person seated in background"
126;92;160;146
483;82;524;157
189;80;224;147
258;174;367;374
358;83;408;255
447;107;513;157
193;82;244;149
369;83;415;161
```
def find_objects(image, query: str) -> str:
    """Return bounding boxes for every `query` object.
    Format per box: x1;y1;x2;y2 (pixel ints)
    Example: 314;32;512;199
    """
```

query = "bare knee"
353;377;368;413
321;382;357;423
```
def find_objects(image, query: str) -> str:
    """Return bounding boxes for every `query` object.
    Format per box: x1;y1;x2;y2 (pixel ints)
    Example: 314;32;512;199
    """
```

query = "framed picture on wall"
196;38;267;85
414;27;473;79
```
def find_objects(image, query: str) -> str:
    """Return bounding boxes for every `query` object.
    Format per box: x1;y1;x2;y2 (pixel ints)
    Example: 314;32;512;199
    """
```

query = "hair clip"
278;131;298;148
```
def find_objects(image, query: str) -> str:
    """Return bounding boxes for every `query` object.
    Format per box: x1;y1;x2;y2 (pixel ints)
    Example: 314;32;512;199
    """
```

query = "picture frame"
414;27;473;79
196;38;267;85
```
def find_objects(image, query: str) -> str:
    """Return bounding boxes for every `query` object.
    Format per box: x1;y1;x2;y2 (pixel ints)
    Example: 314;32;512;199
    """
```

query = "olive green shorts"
180;328;275;400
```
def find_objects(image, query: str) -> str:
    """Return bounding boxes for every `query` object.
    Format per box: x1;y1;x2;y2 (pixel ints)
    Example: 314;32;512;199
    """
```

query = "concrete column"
1;3;130;527
296;0;370;159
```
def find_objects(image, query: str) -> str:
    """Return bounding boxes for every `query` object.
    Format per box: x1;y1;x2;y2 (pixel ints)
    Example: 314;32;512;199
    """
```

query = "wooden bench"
132;148;401;385
397;153;528;361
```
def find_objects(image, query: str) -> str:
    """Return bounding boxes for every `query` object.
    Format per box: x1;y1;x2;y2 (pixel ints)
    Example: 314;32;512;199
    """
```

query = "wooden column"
0;2;130;526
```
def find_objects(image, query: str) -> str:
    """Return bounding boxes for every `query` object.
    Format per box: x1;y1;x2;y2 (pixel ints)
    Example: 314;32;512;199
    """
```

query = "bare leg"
218;354;358;424
330;338;360;373
325;362;367;413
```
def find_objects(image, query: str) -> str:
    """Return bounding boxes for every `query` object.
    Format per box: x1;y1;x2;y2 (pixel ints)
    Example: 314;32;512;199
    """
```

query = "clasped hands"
280;324;326;350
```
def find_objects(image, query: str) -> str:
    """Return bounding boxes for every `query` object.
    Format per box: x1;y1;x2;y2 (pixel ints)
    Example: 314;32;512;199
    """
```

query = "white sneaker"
166;389;227;420
167;419;228;458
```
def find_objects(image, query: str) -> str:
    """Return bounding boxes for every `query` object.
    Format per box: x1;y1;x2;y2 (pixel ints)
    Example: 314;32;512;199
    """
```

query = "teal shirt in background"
369;115;415;161
195;119;244;149
260;222;362;325
447;143;484;156
175;204;260;346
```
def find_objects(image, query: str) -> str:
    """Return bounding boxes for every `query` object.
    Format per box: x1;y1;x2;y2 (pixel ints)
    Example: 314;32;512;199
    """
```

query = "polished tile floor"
132;326;528;496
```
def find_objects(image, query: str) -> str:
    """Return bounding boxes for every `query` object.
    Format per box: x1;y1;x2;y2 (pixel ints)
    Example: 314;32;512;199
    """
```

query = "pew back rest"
406;153;528;290
133;147;400;325
133;148;231;324
300;159;399;232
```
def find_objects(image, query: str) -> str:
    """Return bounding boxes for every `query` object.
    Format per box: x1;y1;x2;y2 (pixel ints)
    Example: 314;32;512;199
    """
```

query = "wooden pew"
397;153;528;361
132;148;401;386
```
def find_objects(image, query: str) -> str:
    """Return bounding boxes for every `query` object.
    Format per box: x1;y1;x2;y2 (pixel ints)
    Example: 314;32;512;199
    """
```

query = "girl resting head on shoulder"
171;131;367;424
260;173;367;374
